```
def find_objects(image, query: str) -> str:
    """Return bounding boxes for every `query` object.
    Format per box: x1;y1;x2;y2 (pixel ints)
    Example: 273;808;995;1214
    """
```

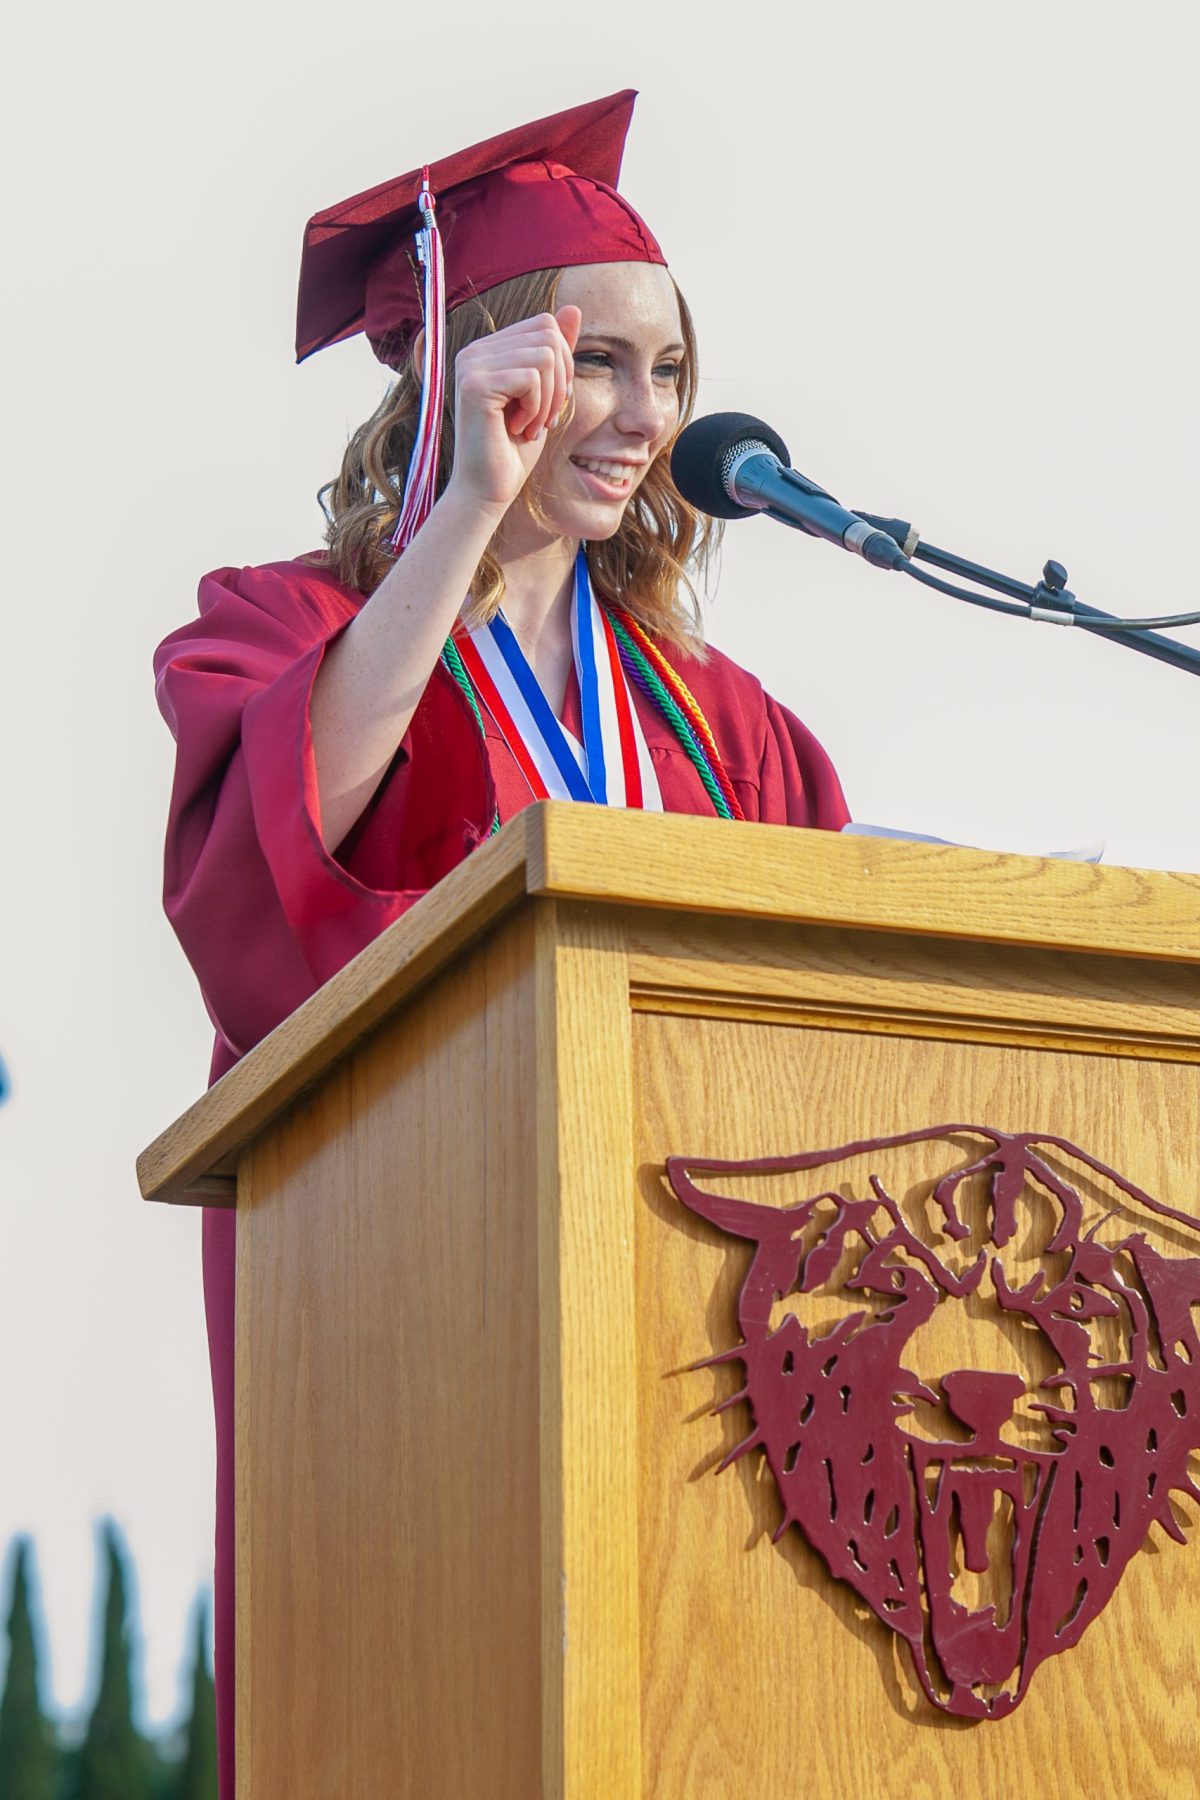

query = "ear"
411;327;426;373
666;1158;811;1242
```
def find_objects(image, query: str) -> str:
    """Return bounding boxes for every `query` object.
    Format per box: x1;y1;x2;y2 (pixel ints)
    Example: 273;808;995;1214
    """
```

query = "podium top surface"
138;804;1200;1205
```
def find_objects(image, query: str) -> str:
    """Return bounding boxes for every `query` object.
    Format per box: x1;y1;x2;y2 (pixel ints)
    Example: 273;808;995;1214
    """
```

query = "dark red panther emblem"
667;1126;1200;1718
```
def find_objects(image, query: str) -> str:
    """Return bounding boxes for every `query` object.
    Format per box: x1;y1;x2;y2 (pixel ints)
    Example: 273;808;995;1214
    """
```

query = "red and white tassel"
390;173;446;553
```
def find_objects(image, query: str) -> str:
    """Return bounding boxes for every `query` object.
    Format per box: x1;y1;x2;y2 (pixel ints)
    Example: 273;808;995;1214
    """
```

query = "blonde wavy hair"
317;267;719;650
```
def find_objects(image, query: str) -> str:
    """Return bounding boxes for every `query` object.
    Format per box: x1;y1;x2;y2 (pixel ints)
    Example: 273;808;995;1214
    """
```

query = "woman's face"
524;260;685;544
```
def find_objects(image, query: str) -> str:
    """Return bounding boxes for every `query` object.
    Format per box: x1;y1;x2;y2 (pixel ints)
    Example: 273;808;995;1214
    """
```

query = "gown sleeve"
656;640;849;830
153;559;494;1060
758;691;850;830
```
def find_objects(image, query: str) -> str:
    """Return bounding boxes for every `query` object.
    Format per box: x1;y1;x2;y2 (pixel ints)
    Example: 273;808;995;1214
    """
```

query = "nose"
614;370;673;445
941;1370;1027;1442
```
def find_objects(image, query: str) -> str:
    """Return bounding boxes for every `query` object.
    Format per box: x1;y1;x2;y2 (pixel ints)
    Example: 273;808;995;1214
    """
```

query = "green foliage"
174;1599;217;1800
0;1528;217;1800
0;1537;57;1800
63;1523;156;1800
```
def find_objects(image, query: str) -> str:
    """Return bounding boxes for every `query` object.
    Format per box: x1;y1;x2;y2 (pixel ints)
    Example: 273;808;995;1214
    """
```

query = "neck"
494;530;579;666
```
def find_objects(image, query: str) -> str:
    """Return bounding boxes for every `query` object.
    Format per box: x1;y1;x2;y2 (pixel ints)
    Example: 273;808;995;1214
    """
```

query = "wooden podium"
140;805;1200;1799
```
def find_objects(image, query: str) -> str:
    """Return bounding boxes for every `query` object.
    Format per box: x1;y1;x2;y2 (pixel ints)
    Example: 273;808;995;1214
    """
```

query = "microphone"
670;412;909;570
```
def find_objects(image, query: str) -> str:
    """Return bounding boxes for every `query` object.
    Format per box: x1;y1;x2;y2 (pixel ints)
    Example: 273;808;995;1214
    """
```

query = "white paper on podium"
840;822;1105;864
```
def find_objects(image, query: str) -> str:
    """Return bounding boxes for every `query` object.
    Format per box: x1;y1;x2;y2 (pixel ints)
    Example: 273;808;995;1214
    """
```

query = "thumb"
556;304;583;352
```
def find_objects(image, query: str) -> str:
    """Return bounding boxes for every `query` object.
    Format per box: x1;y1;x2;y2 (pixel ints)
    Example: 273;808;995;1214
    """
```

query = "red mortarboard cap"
296;90;665;366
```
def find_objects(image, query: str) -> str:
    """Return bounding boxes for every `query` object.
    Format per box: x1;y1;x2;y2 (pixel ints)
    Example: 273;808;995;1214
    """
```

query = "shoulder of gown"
154;560;848;1066
154;555;493;1066
645;634;850;829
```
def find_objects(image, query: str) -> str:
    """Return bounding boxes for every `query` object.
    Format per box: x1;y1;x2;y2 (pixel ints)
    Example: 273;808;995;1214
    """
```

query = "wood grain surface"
530;805;1200;961
535;903;642;1797
202;825;1200;1797
623;911;1200;1063
139;806;1200;1206
236;913;543;1798
633;1010;1200;1799
138;809;533;1205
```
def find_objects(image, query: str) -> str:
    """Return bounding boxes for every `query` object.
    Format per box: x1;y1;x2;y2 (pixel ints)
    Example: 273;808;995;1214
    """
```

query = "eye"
1051;1282;1121;1322
573;351;682;383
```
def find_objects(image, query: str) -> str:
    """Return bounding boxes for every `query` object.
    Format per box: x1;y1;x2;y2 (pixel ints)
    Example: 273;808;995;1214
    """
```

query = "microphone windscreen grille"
719;440;766;493
670;412;792;520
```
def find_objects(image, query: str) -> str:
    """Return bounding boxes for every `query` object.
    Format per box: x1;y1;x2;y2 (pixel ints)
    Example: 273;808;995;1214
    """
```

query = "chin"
547;501;632;544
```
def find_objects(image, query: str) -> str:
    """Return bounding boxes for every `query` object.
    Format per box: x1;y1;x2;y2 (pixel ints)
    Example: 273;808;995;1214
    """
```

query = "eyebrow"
578;331;686;356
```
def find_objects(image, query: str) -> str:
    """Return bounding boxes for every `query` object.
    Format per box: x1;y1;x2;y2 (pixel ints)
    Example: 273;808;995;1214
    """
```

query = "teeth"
574;458;636;484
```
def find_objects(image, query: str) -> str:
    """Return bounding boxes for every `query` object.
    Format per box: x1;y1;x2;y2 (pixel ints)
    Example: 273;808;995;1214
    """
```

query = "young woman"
155;89;847;1796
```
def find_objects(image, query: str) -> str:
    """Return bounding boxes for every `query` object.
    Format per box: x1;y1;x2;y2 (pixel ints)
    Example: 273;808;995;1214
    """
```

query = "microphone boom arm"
855;513;1200;681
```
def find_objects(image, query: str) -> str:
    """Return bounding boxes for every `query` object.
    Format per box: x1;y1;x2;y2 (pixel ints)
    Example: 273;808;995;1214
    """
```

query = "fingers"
549;311;578;431
455;313;575;443
491;324;569;441
533;325;572;441
556;304;582;353
448;311;578;513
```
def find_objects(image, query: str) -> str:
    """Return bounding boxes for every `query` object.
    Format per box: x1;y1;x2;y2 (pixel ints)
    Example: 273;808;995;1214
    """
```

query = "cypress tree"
173;1597;216;1800
0;1536;58;1800
67;1522;153;1800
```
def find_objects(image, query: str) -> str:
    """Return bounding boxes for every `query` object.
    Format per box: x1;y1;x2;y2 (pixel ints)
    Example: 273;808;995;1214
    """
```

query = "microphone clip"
1030;559;1078;620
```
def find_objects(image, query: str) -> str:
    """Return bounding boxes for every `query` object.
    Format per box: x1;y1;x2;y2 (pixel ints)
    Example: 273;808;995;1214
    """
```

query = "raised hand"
311;304;598;849
446;305;582;519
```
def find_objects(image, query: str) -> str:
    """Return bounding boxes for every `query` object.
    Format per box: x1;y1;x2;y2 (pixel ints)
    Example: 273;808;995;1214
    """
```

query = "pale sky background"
2;0;1197;1732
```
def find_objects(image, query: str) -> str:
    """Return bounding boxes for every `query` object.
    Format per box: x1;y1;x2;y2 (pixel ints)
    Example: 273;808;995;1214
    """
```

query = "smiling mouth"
570;456;644;494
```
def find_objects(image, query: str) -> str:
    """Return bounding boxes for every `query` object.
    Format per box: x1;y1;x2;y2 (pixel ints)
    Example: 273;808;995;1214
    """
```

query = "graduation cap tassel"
390;175;447;553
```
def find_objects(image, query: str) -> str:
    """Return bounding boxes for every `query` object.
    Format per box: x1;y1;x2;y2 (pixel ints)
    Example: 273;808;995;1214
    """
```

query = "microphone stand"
856;515;1200;681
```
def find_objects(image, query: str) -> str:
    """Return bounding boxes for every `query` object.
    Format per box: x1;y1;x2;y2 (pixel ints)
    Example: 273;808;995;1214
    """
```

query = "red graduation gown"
154;555;849;1797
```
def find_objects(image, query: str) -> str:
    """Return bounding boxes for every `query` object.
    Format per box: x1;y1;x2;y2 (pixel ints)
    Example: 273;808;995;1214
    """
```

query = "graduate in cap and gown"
154;89;848;1795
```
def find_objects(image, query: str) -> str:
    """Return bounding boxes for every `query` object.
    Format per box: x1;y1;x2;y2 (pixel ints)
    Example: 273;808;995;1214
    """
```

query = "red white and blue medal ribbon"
455;552;662;810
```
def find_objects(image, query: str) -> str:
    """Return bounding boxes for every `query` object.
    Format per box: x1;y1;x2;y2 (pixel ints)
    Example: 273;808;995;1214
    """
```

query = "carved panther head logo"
667;1126;1200;1718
